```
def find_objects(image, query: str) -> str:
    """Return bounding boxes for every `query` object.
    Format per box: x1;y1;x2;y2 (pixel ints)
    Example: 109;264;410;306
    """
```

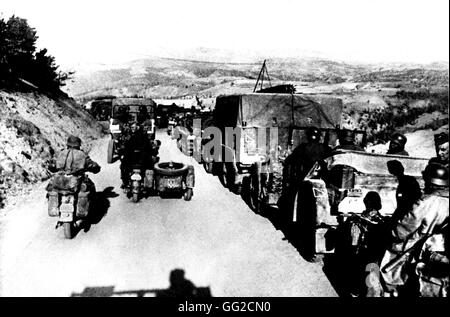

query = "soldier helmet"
67;135;81;148
435;132;449;147
390;132;407;147
306;126;321;142
422;163;449;187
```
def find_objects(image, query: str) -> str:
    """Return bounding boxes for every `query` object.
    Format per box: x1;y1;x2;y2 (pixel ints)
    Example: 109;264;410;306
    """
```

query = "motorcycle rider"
379;163;449;297
335;191;387;297
387;132;409;156
47;135;101;217
119;122;154;189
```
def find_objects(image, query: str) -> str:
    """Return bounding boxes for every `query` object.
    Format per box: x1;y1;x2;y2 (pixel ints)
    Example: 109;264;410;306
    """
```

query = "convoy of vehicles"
62;70;446;297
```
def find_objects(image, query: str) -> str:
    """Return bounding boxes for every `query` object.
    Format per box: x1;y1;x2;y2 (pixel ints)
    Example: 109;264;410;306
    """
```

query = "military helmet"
435;132;449;147
390;132;407;147
422;163;449;187
67;135;81;148
306;126;321;142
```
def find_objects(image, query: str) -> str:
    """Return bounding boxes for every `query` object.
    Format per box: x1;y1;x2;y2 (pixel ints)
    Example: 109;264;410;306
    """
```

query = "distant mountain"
63;48;449;100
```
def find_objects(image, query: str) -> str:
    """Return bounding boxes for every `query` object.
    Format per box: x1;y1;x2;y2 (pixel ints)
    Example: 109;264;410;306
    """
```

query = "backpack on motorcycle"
51;172;81;192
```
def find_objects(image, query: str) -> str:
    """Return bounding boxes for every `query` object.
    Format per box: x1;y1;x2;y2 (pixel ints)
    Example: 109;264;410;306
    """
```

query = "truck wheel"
203;162;213;174
184;188;193;201
63;222;73;239
107;139;114;164
248;168;260;213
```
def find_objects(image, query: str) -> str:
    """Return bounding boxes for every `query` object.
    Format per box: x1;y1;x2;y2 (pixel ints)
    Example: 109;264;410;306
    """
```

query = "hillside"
65;55;449;100
0;90;103;209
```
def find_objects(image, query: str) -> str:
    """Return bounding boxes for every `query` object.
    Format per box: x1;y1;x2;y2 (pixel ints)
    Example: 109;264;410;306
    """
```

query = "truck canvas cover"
214;93;343;153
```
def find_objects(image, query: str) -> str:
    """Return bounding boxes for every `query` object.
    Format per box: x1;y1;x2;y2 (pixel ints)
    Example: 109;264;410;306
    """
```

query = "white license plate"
166;177;182;188
347;188;362;197
60;212;73;221
59;204;74;221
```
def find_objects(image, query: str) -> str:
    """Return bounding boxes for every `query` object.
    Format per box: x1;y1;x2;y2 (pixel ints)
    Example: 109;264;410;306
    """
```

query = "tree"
0;15;73;92
4;16;38;80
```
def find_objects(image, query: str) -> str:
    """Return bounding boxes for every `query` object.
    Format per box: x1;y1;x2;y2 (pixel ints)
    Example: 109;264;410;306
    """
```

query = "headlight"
131;174;142;181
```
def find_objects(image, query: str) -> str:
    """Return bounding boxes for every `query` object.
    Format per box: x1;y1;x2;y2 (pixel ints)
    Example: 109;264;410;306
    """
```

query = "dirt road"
0;131;337;297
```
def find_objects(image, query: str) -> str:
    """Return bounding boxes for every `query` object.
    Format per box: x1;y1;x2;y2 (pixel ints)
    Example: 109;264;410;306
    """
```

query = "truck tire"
154;162;188;176
248;164;260;213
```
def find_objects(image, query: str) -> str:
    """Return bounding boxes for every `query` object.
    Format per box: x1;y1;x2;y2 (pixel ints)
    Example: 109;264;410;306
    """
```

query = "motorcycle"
127;166;145;203
47;172;94;239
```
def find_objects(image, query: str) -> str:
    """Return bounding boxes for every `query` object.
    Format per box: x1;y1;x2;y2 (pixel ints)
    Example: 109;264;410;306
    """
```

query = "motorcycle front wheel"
63;222;74;239
132;192;139;203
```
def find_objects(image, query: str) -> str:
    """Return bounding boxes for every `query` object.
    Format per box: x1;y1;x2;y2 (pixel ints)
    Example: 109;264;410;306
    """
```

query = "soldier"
137;105;150;125
429;133;449;169
114;105;130;128
387;160;422;223
335;191;387;297
387;132;409;156
379;163;449;297
279;127;332;245
49;135;100;177
47;136;101;218
119;122;153;189
335;129;364;151
284;126;332;182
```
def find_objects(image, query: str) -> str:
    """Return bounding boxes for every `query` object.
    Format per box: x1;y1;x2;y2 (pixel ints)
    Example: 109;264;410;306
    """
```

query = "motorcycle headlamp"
131;174;142;181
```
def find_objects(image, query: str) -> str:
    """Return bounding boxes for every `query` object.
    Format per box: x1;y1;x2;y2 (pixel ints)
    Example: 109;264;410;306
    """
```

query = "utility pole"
253;60;272;92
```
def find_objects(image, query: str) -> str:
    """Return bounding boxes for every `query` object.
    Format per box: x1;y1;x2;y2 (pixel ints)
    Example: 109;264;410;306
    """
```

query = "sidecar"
153;161;195;201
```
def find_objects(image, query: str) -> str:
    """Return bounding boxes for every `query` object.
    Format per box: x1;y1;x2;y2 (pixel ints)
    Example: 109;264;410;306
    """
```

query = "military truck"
106;97;157;163
208;92;345;194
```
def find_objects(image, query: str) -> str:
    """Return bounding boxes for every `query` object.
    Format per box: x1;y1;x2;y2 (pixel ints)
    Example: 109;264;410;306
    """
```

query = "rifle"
381;219;448;273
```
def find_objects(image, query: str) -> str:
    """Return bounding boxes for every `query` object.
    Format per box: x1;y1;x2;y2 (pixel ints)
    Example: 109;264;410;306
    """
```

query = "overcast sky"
1;0;449;70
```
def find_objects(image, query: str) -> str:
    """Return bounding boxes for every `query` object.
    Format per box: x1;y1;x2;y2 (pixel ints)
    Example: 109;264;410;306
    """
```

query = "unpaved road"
0;131;337;297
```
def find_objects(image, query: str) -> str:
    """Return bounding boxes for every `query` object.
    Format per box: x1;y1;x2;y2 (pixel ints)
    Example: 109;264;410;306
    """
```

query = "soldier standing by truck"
379;163;449;297
278;127;332;245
